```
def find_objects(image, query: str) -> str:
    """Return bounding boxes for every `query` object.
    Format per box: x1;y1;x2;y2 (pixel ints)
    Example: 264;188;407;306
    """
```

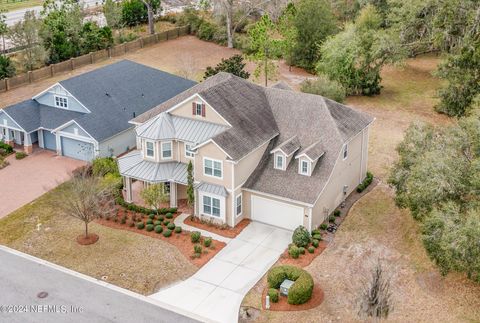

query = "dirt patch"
76;233;99;245
97;216;226;268
261;285;324;311
185;216;251;238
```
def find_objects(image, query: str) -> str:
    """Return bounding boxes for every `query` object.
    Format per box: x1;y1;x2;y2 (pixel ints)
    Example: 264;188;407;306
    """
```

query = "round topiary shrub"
268;288;279;303
158;215;165;221
312;239;319;248
191;231;201;243
292;226;311;248
328;216;336;223
167;223;175;230
154;225;163;233
146;224;154;232
165;212;173;219
312;234;322;241
334;210;341;217
136;222;145;230
154;220;162;226
146;219;153;225
169;207;177;213
149;214;155;219
267;265;314;305
319;223;328;230
163;229;172;237
308;246;315;253
289;245;300;259
298;247;305;254
311;229;321;236
204;237;212;248
164;220;170;226
174;226;182;233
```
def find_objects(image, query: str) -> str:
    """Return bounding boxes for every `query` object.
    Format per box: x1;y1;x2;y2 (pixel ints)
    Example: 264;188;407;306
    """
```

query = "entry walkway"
151;222;292;323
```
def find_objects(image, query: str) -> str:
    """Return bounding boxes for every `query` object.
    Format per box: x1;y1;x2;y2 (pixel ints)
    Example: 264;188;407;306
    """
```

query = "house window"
275;153;284;170
343;144;348;160
204;158;222;178
236;194;242;216
185;143;195;158
300;160;310;175
164;182;170;194
192;102;206;117
203;195;221;217
54;96;68;108
161;142;172;159
145;141;155;158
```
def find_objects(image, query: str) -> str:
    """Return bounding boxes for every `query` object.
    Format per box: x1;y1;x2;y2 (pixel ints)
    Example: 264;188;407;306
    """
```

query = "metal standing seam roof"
118;150;188;184
195;182;229;197
136;112;228;144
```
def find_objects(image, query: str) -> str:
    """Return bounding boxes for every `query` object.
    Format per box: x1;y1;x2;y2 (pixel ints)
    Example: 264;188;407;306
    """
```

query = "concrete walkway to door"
0;149;85;218
151;222;292;323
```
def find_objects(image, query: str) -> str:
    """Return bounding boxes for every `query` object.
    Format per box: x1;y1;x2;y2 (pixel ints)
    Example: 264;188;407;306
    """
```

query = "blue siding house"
0;60;196;161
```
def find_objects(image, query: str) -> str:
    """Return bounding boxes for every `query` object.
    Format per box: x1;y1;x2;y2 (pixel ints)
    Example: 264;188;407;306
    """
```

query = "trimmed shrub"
328;216;336;223
312;234;322;241
292;226;311;248
15;151;27;160
154;225;163;233
158;215;165;221
163;229;172;237
191;231;201;243
298;247;306;254
154;220;162;226
267;265;314;305
149;214;156;219
204;237;212;248
165;213;173;219
312;239;319;248
357;171;374;193
164;220;170;226
136;222;145;230
289;245;300;259
159;208;168;214
146;219;153;225
319;224;328;230
169;207;177;213
308;246;315;253
174;226;182;233
146;224;154;232
268;288;279;303
198;21;217;41
334;210;341;217
311;229;321;236
194;244;202;254
167;223;175;230
0;142;13;155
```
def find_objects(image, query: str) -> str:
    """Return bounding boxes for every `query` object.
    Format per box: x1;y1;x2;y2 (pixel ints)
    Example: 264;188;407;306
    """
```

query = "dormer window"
275;153;285;170
145;141;155;158
300;160;310;175
54;96;68;109
192;102;206;117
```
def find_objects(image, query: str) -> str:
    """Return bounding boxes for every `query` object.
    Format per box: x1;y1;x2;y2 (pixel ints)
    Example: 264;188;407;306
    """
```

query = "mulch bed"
185;216;251;238
279;240;329;268
261;285;324;311
76;233;99;245
96;208;225;267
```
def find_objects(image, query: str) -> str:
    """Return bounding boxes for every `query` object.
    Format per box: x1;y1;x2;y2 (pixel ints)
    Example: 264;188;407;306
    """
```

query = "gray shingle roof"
3;60;196;141
271;136;301;156
196;182;229;197
296;140;325;161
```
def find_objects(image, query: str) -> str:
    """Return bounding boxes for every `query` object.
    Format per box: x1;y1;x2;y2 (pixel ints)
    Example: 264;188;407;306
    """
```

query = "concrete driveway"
0;149;85;218
151;222;292;323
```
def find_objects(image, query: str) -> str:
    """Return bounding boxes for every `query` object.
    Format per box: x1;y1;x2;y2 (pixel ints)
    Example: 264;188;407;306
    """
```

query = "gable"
57;121;92;138
168;94;230;127
35;84;90;114
0;110;23;130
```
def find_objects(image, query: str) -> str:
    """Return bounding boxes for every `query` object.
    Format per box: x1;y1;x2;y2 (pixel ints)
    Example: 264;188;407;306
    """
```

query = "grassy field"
0;183;197;295
0;0;43;12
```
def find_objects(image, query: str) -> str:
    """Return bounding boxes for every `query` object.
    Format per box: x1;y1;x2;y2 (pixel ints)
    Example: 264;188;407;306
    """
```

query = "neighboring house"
118;73;374;231
0;60;196;161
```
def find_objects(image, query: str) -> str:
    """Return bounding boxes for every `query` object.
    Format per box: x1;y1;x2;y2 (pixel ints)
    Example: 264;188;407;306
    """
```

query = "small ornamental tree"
187;161;194;208
204;54;250;80
0;55;16;80
292;225;311;248
140;183;169;214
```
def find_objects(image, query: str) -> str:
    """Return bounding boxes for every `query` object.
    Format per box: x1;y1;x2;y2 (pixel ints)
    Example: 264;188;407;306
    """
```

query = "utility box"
280;279;295;296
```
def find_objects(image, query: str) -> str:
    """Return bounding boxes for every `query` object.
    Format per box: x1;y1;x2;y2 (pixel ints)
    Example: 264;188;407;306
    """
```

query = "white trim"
184;142;195;159
144;140;156;159
274;152;285;170
294;153;318;162
58;131;96;144
193;139;233;160
161;141;173;160
33;83;91;113
0;110;26;132
52;120;96;140
199;192;225;221
243;188;313;207
299;159;310;176
54;95;69;109
307;207;312;232
235;193;243;217
203;157;223;179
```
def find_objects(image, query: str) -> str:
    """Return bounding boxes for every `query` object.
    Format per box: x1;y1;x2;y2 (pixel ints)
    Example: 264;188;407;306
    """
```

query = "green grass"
1;0;44;12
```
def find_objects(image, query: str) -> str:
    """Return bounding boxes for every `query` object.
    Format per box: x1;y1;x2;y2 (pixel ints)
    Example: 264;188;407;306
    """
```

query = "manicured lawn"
0;0;43;12
0;182;197;295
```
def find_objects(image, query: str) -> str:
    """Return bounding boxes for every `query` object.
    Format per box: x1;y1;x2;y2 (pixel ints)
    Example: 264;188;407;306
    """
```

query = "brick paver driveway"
0;149;85;218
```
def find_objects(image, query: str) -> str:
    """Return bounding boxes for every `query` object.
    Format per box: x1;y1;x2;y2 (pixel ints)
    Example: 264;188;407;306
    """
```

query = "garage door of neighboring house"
251;195;304;231
60;136;94;161
43;131;57;151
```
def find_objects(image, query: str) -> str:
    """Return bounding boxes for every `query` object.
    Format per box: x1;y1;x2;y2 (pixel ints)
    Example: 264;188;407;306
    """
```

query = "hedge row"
115;195;177;215
357;171;374;193
267;265;314;305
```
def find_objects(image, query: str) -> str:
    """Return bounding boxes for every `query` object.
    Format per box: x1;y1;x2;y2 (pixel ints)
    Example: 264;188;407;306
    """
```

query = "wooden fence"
0;26;189;93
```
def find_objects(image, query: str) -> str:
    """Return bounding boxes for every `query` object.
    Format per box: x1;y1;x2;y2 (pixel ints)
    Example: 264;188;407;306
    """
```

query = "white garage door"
251;195;304;231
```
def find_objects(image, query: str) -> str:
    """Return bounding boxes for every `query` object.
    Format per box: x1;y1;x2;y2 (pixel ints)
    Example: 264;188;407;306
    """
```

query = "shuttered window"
192;102;206;117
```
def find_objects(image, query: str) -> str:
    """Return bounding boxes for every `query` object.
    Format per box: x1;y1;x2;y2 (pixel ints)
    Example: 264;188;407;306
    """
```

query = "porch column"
169;181;177;208
24;132;33;154
125;177;133;203
4;128;14;147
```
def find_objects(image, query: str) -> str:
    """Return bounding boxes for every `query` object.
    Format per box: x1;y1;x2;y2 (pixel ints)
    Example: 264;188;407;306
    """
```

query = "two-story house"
0;60;195;161
118;73;374;231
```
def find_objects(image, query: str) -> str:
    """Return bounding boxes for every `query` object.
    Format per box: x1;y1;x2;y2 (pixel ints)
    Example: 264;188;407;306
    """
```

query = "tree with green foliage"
204;54;250;79
141;183;169;214
300;75;346;103
121;0;160;27
317;5;404;95
292;0;337;70
92;157;119;177
277;3;297;71
103;0;124;29
389;112;480;282
9;11;47;71
248;15;281;86
186;161;194;208
79;22;113;54
0;55;15;79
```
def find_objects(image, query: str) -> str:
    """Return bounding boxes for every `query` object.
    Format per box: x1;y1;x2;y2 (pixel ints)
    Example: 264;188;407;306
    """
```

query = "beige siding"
194;141;233;188
233;141;269;188
140;139;178;163
311;127;370;229
169;95;229;126
177;141;195;164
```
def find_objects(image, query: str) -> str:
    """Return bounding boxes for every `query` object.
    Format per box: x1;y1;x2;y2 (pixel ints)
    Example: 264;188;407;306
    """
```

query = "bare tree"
358;260;394;321
175;53;198;80
57;172;116;242
141;0;156;34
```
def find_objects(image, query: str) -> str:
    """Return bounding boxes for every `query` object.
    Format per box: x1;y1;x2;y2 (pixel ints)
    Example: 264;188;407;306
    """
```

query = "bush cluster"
136;222;145;230
0;142;14;156
319;223;328;230
300;75;346;103
288;245;300;259
267;265;314;305
292;226;311;248
167;223;175;230
115;196;177;215
194;244;202;254
357;172;374;193
146;224;154;232
312;239;319;248
334;210;341;217
163;229;172;237
15;151;27;160
191;231;201;243
154;225;163;233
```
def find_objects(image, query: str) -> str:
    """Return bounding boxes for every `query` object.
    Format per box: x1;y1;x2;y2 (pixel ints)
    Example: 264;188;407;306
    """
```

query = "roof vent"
133;112;136;118
105;92;110;97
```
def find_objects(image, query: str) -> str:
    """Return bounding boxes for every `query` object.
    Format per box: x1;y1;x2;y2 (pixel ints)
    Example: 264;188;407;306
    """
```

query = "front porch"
0;126;37;154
